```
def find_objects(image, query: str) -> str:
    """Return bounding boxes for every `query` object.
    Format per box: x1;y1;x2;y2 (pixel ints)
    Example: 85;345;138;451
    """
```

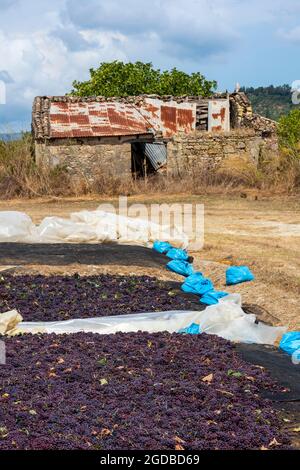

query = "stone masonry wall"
167;129;270;176
35;130;278;183
35;138;132;182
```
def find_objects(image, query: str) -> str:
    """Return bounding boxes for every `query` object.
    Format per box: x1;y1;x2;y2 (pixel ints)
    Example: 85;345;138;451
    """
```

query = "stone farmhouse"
32;92;278;182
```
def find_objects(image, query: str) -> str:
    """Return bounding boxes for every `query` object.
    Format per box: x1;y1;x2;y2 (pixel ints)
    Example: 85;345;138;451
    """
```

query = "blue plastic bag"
166;260;194;277
181;273;214;296
279;332;300;358
178;323;201;335
226;266;255;285
166;248;189;261
153;240;173;254
181;272;204;294
200;290;229;305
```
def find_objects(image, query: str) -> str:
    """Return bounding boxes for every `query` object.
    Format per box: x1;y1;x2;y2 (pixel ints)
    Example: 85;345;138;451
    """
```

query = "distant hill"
241;85;299;121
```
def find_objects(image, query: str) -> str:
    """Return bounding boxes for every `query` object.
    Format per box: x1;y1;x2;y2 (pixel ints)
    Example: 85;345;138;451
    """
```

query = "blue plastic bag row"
178;323;201;335
153;241;190;261
226;266;255;286
181;272;229;305
166;247;189;261
166;260;194;277
200;290;229;306
279;332;300;360
181;273;214;296
153;241;230;306
153;240;173;254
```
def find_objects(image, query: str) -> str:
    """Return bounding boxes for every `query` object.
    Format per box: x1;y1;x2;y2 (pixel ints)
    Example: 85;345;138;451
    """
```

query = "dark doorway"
131;142;167;178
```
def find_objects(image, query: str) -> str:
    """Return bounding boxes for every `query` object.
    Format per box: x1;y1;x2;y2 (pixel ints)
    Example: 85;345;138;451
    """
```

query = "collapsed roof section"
32;93;277;141
32;95;199;141
32;98;154;140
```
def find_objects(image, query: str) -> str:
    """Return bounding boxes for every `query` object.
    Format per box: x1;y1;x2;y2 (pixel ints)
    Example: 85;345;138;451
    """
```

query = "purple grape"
0;274;198;321
0;331;290;450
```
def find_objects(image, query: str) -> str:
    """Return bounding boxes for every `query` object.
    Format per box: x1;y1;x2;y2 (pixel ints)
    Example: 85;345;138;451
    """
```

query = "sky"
0;0;300;132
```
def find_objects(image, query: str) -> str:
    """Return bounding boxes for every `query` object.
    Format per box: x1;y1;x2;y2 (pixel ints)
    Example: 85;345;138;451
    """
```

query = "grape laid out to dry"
0;331;290;450
0;274;197;321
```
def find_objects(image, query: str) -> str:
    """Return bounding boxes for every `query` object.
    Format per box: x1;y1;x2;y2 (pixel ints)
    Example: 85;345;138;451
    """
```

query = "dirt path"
195;196;300;329
0;194;299;328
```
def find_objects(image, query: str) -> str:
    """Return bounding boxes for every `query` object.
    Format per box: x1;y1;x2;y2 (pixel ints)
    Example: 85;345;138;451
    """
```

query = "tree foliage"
240;84;298;121
278;109;300;158
241;84;291;97
71;61;217;97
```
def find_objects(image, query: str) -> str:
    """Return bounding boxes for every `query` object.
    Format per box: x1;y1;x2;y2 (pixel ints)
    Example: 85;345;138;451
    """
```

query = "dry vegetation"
1;134;300;199
0;134;72;198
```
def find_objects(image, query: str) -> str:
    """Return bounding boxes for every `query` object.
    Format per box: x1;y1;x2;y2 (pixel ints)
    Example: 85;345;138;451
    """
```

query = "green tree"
278;109;300;158
71;61;216;97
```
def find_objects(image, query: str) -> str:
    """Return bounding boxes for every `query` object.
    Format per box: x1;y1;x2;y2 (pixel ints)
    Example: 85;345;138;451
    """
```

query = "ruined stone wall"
35;138;132;182
167;129;269;176
35;128;279;183
229;92;253;128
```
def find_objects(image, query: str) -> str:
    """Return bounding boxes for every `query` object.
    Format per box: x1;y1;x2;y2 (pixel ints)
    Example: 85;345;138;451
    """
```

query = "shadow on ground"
0;243;168;267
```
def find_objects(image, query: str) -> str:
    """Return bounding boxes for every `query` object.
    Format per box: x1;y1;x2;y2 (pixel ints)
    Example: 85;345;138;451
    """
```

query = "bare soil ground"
0;193;299;328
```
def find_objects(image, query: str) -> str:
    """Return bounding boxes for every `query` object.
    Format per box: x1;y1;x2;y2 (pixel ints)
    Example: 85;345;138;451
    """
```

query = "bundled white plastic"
0;212;36;242
2;295;286;345
36;216;102;243
193;295;286;345
0;209;188;247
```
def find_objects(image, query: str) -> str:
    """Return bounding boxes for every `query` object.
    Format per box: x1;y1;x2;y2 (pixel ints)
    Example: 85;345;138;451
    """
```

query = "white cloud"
0;27;131;130
65;0;238;59
279;26;300;42
1;0;300;130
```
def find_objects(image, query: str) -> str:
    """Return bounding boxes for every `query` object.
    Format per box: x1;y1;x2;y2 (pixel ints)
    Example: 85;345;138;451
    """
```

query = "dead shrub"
257;146;300;192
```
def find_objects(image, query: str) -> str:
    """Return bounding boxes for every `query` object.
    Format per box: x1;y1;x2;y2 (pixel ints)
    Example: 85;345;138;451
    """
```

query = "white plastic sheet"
0;212;36;242
0;309;22;335
0;210;188;247
4;296;286;345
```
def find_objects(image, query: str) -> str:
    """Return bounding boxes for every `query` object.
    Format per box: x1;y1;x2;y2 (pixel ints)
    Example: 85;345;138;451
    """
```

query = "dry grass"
89;140;300;196
0;134;73;198
1;134;300;199
90;156;300;197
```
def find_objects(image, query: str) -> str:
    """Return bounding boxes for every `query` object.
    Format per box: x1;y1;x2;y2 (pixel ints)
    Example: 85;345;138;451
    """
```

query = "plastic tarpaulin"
0;210;188;247
0;212;36;242
0;310;22;335
2;296;286;345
